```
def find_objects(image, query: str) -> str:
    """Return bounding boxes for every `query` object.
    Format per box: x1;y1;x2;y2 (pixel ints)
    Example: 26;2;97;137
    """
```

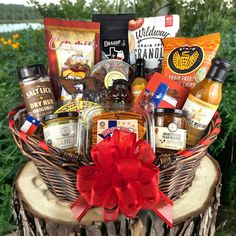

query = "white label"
128;15;180;69
182;94;218;130
43;121;78;149
155;124;186;150
97;119;138;143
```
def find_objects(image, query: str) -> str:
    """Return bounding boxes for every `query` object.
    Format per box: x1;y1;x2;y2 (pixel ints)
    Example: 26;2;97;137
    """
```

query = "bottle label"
155;124;186;150
21;79;55;120
182;94;218;130
132;84;146;103
43;121;78;150
97;119;138;143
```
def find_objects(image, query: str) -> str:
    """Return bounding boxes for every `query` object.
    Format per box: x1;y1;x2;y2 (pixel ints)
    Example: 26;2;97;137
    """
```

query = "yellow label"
104;71;126;88
182;93;218;146
131;84;146;103
188;94;218;110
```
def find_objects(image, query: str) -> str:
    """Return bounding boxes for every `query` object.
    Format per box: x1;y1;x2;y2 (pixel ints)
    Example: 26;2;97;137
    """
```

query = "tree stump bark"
13;154;221;236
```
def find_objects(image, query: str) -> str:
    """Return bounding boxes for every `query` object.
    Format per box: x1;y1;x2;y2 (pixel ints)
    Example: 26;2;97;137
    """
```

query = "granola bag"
162;32;220;89
128;15;180;72
44;18;100;100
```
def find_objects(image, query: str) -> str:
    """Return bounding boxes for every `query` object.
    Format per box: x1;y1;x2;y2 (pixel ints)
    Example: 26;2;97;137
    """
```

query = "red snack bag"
44;18;100;100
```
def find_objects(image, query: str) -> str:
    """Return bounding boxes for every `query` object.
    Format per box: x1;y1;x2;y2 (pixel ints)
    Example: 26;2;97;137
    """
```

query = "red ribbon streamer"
71;129;173;227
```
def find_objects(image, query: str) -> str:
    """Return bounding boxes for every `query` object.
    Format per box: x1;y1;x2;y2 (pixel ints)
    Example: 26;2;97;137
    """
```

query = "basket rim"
8;104;221;169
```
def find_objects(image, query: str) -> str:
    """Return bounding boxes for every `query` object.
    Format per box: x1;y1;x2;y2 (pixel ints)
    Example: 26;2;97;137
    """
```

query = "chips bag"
44;18;100;100
162;32;220;90
128;15;180;72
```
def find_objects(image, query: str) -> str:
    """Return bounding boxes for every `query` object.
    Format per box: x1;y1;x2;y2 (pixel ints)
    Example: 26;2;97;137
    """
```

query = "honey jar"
154;108;187;154
42;112;78;152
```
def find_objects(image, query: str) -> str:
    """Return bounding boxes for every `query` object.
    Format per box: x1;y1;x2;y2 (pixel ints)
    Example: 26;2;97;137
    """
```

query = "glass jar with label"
17;64;55;120
42;112;78;153
154;108;187;154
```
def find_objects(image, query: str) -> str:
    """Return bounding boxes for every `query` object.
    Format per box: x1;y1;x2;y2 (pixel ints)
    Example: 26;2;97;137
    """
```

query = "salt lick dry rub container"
42;112;78;153
17;64;55;120
154;108;187;154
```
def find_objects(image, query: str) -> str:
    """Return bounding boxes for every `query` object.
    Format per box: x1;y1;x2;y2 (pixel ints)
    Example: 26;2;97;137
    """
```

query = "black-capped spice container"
42;112;78;153
154;108;187;154
18;64;55;120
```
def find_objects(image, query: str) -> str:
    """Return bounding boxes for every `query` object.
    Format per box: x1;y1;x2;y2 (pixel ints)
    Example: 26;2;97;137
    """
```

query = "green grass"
0;28;235;235
0;29;47;234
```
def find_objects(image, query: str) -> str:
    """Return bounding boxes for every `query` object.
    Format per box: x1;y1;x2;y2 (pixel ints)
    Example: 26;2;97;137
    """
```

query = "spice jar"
154;108;187;154
17;64;55;120
42;112;78;152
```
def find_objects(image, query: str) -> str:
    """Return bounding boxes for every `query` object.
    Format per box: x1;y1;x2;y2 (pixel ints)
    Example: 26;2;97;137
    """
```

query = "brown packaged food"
44;17;100;100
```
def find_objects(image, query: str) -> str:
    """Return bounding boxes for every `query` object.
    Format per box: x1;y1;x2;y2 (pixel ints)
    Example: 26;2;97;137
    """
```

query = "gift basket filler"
8;14;232;226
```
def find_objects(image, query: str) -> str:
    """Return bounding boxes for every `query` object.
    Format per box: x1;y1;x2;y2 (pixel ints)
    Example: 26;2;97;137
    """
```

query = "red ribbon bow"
71;129;173;227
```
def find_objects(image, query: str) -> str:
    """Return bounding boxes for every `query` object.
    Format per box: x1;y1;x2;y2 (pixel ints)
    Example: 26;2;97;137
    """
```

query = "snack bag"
92;14;135;63
44;18;100;100
128;15;180;72
162;32;220;89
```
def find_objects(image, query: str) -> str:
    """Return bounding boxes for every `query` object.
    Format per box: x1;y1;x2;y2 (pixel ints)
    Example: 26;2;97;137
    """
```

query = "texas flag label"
20;115;40;135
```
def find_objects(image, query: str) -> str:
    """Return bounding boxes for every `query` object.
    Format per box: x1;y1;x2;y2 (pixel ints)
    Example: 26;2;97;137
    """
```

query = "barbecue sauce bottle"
182;58;232;146
131;58;147;104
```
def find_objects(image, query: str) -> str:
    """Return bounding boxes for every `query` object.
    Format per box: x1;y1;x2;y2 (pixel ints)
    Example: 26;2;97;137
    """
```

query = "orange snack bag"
162;33;220;90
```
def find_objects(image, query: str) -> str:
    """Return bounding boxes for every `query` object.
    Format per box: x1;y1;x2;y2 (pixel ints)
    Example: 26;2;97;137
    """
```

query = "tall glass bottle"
131;58;147;104
182;58;232;146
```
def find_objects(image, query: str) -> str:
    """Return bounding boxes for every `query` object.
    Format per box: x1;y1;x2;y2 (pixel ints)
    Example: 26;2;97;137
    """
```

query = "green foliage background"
0;0;235;235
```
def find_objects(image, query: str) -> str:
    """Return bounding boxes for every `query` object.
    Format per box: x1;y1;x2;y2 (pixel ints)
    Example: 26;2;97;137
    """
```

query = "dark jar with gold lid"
18;64;55;120
154;108;187;154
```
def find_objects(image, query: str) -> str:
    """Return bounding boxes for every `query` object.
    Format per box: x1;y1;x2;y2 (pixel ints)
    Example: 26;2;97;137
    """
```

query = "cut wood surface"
15;154;220;227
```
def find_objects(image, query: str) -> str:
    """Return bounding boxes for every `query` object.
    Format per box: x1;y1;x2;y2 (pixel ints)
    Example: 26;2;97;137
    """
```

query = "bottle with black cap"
182;57;233;146
18;64;55;120
131;58;147;104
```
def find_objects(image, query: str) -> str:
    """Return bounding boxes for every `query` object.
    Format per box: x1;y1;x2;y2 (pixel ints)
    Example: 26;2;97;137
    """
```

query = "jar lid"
17;64;48;81
42;112;78;122
155;108;187;116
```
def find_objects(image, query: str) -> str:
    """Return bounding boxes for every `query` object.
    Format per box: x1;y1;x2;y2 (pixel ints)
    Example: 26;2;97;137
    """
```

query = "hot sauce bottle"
182;58;232;146
131;58;147;104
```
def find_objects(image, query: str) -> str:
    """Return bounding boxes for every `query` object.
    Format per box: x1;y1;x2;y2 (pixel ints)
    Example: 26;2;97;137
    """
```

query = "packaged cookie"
128;15;180;72
162;32;220;89
82;105;154;157
44;17;100;100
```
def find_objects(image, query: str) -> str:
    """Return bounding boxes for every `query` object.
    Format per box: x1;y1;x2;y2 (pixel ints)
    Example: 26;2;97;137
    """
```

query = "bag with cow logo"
44;17;100;100
128;15;180;73
92;14;135;63
162;32;220;90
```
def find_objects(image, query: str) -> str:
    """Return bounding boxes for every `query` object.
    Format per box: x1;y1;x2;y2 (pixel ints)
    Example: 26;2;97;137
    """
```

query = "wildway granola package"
128;15;180;72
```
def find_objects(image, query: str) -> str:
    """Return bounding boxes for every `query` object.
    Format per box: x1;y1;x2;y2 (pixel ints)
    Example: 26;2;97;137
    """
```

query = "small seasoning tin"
154;108;187;154
42;112;78;152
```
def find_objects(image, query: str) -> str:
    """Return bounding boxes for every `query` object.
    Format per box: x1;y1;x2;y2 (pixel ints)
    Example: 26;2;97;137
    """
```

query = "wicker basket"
8;104;221;202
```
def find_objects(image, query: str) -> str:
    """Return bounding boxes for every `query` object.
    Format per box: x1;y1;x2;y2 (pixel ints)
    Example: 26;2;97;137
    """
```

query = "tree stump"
13;154;221;236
